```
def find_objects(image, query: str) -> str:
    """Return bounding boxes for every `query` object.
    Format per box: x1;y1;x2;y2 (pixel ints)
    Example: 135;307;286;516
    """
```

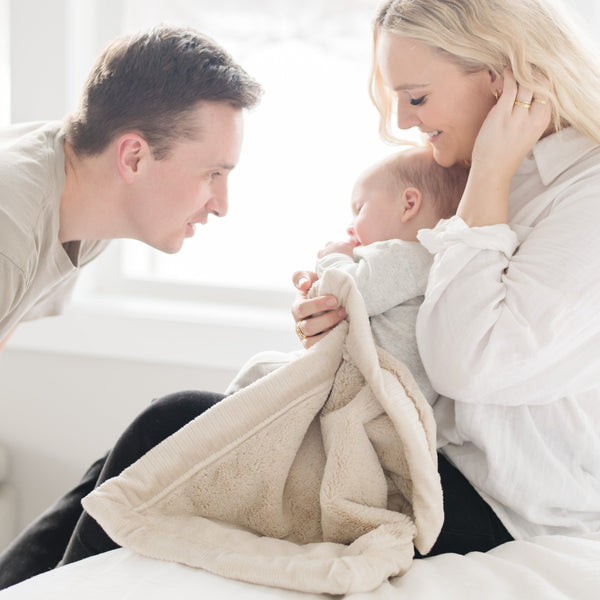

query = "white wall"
0;346;237;546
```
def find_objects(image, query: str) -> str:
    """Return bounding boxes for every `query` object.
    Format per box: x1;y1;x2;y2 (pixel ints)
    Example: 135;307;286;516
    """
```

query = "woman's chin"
431;147;454;167
432;146;470;168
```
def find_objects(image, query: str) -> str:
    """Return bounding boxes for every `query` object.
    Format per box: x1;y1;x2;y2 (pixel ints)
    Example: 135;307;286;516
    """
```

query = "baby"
228;146;468;404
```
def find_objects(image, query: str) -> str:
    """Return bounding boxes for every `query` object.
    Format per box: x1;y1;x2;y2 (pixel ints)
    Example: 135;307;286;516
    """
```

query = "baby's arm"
316;240;432;316
317;240;357;258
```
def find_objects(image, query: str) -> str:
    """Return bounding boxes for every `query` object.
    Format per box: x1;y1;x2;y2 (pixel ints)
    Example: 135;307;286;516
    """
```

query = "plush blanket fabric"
83;269;443;595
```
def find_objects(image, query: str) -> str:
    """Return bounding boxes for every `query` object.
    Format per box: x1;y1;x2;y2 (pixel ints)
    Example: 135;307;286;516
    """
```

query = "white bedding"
1;533;598;599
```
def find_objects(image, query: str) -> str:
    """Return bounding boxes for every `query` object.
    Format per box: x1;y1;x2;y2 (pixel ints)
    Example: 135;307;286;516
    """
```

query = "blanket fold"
83;269;444;594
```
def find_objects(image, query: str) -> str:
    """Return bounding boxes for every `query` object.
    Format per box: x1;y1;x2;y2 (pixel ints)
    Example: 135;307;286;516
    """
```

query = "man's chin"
155;238;185;255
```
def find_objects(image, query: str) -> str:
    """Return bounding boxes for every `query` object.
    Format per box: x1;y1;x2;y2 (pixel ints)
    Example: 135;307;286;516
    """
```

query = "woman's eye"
410;95;426;106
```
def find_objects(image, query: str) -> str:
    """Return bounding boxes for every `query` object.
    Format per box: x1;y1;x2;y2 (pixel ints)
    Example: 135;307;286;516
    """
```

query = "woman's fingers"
474;68;551;174
295;306;346;348
290;270;346;347
297;330;332;349
502;69;551;123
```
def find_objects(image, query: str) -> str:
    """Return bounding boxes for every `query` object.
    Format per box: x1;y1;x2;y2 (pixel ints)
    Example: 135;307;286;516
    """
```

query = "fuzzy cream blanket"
82;269;444;595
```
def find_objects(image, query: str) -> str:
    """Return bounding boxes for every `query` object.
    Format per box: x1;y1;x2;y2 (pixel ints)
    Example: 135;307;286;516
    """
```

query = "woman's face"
375;32;497;167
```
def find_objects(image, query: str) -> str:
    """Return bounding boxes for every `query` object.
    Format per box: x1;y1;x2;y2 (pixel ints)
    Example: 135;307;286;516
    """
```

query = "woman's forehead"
376;32;458;88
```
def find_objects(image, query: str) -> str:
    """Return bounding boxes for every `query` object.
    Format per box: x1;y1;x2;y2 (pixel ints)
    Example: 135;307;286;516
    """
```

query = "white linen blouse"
416;127;600;539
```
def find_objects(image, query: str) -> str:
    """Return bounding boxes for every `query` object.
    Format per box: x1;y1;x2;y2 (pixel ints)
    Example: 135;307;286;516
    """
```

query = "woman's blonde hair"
370;0;600;145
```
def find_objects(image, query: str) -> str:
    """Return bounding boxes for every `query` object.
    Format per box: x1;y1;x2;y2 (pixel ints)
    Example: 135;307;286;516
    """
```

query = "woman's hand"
459;69;552;227
291;270;346;348
473;69;551;177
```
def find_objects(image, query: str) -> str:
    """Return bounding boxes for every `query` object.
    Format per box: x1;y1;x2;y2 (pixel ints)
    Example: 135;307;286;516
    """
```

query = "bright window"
110;0;411;296
9;0;600;305
98;0;600;298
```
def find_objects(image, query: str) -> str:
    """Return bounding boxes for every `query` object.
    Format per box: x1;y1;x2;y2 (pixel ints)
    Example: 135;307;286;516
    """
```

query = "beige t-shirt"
0;121;109;340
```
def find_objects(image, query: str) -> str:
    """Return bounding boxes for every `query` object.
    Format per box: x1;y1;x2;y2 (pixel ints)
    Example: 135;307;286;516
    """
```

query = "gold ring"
532;98;548;105
514;100;532;109
296;320;307;340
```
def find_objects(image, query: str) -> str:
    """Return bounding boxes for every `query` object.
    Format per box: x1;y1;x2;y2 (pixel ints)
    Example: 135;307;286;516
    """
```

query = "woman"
294;0;600;547
1;0;599;588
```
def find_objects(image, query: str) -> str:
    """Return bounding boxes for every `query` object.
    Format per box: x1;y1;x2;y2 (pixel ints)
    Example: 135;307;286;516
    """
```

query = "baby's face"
347;173;406;246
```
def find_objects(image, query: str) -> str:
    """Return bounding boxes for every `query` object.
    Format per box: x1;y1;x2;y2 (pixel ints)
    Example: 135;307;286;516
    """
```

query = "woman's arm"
416;164;600;405
458;70;552;227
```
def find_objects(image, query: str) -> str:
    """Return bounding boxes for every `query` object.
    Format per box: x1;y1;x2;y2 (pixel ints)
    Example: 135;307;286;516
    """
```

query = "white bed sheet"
1;533;598;599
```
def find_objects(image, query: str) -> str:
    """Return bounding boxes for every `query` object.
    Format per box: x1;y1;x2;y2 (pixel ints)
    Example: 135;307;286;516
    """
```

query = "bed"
1;533;598;599
2;272;598;598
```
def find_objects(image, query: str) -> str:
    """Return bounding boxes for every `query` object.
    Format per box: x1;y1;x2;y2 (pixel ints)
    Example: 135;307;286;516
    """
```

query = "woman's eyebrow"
393;83;429;91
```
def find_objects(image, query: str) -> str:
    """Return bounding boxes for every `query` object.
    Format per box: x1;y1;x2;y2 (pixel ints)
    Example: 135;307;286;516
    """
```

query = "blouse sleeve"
416;180;600;406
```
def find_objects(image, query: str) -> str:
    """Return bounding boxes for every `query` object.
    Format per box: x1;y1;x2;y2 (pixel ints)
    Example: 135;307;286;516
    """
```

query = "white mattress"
1;533;598;599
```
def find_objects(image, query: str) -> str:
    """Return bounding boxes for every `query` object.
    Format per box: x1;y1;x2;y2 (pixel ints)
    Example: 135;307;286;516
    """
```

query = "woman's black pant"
0;390;512;589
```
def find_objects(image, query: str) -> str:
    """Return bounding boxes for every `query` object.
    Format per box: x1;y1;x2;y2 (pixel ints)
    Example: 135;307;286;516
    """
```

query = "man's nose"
209;182;229;218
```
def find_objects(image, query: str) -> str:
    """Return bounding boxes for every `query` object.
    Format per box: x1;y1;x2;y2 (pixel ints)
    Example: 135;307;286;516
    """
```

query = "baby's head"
347;146;468;245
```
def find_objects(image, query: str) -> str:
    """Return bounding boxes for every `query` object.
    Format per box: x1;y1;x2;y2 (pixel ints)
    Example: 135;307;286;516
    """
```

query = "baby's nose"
347;225;359;245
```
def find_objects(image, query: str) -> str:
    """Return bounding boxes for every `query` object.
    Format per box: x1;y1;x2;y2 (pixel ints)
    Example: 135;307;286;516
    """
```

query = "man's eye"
410;95;426;106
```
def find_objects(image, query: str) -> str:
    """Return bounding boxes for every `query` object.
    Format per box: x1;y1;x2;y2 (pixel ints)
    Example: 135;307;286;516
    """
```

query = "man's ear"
400;187;423;223
116;133;149;183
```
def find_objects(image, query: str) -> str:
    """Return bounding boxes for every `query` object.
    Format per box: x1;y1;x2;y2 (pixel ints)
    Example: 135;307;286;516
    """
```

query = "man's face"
132;101;244;254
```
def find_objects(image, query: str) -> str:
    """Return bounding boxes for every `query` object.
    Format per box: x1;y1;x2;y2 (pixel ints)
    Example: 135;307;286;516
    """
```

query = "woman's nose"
396;99;422;130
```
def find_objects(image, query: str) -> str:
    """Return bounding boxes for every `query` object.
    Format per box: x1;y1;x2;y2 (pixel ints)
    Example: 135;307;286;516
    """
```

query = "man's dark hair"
66;26;262;158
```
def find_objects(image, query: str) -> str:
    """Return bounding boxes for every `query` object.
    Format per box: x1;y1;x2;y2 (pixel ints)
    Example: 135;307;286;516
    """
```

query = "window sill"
9;293;300;370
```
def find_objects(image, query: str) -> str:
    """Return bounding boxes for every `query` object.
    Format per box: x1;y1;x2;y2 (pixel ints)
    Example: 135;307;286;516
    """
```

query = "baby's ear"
400;187;423;222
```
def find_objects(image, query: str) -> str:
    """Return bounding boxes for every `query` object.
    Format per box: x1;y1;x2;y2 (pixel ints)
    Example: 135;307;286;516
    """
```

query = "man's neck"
59;141;124;244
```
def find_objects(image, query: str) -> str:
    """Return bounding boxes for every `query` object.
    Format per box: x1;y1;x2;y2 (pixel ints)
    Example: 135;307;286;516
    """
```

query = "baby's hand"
317;240;358;258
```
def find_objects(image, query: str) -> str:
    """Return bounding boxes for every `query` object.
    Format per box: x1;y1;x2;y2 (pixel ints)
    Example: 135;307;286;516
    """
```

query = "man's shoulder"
0;121;64;184
0;120;63;152
0;121;65;270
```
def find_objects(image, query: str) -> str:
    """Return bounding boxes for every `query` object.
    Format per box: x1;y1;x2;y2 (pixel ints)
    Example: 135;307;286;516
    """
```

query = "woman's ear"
489;68;504;98
400;187;423;223
116;133;149;183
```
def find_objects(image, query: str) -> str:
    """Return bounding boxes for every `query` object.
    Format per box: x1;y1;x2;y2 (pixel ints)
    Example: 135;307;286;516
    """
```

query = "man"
0;25;261;587
0;25;262;352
